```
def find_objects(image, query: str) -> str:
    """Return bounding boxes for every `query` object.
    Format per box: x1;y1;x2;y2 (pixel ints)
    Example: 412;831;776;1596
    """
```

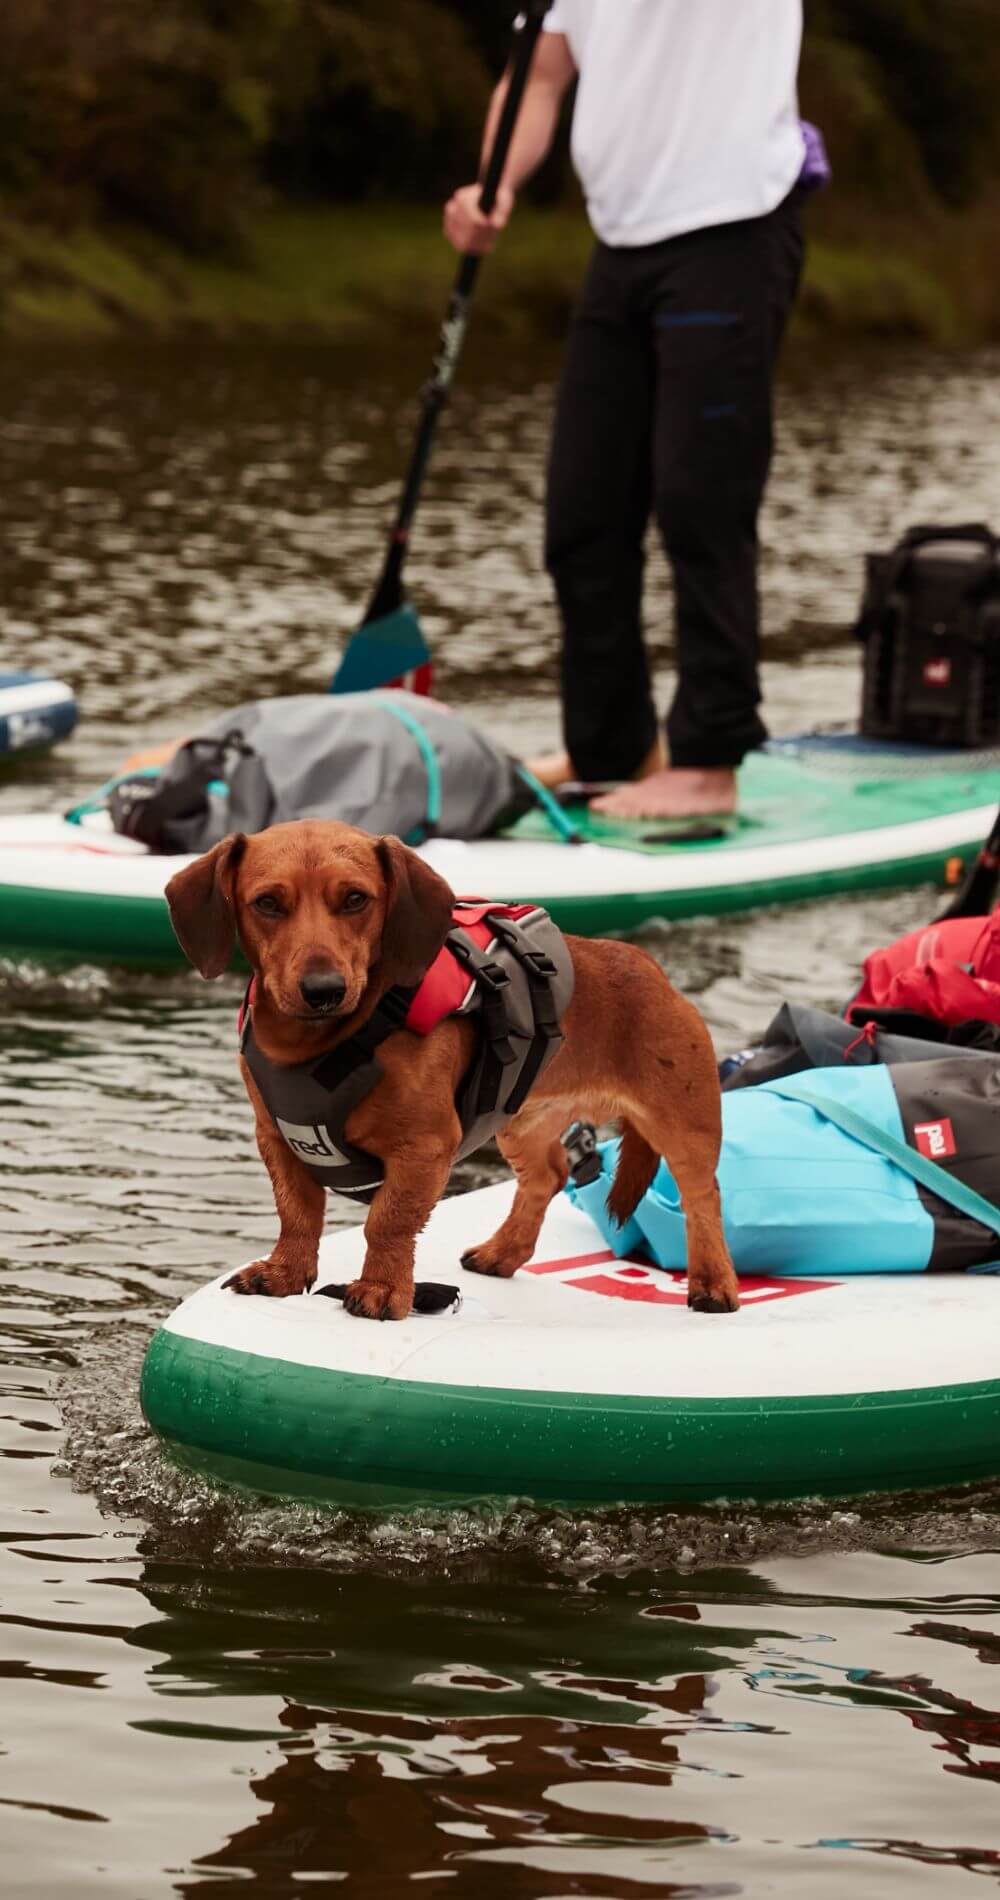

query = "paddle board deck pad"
0;671;77;756
2;744;999;963
140;1181;1000;1509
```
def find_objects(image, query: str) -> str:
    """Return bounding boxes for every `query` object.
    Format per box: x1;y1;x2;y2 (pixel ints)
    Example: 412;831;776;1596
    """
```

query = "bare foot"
590;767;738;821
525;737;666;793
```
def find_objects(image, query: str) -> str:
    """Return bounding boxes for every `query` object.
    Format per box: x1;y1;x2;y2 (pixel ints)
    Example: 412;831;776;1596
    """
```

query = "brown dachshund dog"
166;820;739;1321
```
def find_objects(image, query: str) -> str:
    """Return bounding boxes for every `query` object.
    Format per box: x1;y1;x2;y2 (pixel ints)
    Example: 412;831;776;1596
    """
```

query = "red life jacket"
404;901;543;1033
848;913;1000;1027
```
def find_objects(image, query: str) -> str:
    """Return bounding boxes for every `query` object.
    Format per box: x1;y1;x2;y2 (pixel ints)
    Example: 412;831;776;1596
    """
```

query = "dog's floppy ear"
376;836;454;988
165;833;247;978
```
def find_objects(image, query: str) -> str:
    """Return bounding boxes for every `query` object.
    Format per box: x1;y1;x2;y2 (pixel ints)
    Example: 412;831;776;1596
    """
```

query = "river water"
1;339;999;1895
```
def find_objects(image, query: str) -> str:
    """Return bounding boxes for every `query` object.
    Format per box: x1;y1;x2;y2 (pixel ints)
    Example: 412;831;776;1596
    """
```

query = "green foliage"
0;0;295;247
264;1;488;202
798;34;932;218
0;0;998;255
827;0;1000;205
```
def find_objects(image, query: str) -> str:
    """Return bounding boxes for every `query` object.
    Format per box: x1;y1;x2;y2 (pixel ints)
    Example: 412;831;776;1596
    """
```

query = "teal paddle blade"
330;604;433;695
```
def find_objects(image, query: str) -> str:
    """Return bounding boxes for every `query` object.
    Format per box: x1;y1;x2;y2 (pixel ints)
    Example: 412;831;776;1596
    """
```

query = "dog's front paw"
343;1276;412;1321
460;1242;521;1279
225;1258;314;1298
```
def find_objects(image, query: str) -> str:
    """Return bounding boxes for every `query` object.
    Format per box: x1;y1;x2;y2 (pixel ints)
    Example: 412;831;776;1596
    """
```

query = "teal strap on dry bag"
769;1076;1000;1243
65;766;161;826
515;763;583;845
371;698;441;842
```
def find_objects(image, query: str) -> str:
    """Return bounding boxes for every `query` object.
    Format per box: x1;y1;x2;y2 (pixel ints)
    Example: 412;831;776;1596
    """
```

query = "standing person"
444;1;810;818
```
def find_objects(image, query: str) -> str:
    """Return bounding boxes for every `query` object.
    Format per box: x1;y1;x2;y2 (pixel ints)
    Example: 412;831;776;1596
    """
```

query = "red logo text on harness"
521;1251;831;1305
913;1118;957;1160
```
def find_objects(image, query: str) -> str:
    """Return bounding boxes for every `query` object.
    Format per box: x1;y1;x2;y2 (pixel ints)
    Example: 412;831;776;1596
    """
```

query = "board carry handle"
894;523;998;557
316;1281;461;1315
858;521;1000;642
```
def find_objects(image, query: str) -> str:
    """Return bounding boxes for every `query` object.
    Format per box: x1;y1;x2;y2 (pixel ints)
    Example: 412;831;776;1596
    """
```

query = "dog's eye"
253;893;285;918
341;890;369;914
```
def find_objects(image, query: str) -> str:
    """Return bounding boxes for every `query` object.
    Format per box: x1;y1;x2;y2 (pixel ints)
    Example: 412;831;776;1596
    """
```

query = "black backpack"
857;523;1000;746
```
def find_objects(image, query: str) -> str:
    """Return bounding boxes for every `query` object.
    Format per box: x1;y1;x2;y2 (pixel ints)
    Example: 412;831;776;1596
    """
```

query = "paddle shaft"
364;0;552;625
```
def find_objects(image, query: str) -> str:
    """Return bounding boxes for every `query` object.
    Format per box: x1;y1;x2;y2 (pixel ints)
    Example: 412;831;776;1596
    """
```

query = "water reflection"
109;1554;1000;1893
178;1703;722;1897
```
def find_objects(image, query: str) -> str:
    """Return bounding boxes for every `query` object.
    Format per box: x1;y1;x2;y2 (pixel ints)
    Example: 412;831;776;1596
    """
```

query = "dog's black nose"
299;971;347;1012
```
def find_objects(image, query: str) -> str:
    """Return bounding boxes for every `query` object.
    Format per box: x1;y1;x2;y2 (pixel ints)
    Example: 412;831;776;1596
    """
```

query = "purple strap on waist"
798;120;832;193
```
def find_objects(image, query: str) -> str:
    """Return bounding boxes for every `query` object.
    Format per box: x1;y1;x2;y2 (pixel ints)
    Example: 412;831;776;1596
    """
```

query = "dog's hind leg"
461;1103;571;1279
662;1149;737;1313
614;983;738;1313
627;1101;738;1313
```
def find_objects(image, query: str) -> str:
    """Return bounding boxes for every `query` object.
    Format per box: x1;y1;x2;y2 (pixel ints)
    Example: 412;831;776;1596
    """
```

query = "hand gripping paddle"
331;2;554;696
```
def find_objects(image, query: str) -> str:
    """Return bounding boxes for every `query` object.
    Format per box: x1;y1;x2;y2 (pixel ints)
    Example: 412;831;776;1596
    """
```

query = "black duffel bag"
857;523;1000;746
719;1001;1000;1091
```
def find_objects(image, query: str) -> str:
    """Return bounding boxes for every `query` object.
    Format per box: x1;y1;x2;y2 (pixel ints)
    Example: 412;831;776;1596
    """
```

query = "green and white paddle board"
2;741;999;964
141;1180;1000;1508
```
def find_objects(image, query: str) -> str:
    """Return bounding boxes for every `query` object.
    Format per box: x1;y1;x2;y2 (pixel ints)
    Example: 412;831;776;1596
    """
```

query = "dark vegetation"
0;1;527;249
1;1;998;339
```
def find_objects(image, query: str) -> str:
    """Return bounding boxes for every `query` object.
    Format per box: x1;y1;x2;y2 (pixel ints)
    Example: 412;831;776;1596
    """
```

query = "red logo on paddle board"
914;1118;957;1159
923;657;951;688
521;1251;831;1305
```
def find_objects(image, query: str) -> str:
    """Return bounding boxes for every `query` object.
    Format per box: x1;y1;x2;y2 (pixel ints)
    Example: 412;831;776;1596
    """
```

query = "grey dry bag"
106;691;533;854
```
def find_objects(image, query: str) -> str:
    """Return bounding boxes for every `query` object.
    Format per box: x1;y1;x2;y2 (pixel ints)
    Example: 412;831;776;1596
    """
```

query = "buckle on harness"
489;915;558;985
449;935;511;993
521;947;558;980
562;1121;602;1187
477;958;512;992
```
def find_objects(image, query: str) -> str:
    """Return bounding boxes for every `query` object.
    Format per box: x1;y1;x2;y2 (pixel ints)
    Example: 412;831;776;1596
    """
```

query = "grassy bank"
1;200;996;350
0;205;587;343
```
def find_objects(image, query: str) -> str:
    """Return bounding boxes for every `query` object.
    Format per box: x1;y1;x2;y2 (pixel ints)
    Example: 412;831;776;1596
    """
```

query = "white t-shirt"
543;0;805;247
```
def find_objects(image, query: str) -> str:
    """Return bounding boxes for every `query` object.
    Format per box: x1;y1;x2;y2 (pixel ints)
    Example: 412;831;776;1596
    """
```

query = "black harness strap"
488;914;563;1116
312;983;416;1092
445;926;519;1118
241;980;416;1074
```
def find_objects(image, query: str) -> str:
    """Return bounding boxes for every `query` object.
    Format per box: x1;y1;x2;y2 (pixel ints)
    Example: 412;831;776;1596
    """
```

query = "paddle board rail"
1;751;998;963
140;1183;1000;1509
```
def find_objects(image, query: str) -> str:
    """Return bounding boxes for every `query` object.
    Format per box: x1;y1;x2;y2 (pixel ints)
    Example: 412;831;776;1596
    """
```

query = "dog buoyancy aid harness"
239;901;575;1202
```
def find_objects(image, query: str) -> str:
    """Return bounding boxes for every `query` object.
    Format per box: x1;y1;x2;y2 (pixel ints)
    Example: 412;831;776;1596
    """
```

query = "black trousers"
545;189;805;777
